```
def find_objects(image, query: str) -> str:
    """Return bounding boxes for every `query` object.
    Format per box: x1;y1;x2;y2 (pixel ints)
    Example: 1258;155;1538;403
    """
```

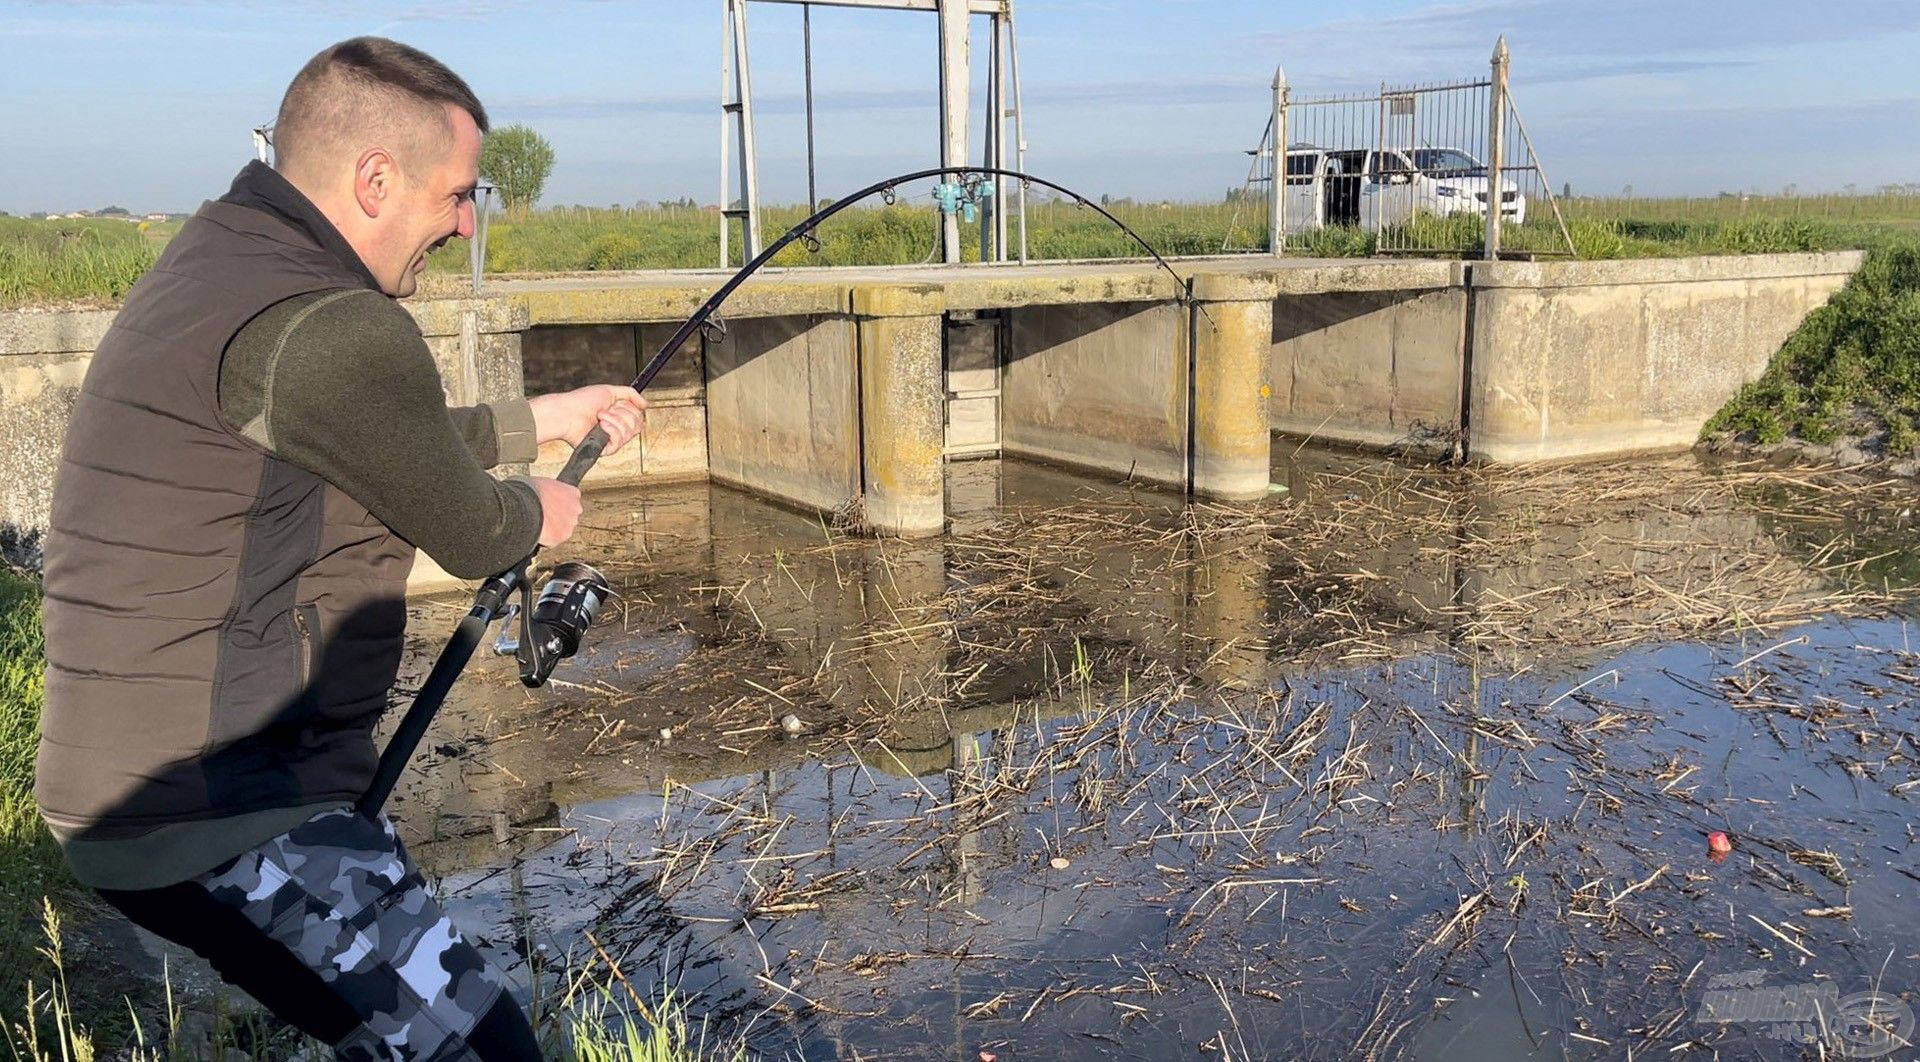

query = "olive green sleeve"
446;399;539;468
221;289;543;579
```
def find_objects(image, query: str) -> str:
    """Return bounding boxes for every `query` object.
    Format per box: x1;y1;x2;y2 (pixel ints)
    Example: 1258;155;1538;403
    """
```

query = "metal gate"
1229;39;1574;259
944;313;1001;457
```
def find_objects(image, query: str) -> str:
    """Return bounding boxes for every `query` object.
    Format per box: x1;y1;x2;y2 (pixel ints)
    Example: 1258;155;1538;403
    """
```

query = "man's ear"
353;148;398;219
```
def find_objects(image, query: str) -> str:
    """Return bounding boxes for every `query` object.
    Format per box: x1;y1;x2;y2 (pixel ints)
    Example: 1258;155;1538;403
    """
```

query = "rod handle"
557;425;611;487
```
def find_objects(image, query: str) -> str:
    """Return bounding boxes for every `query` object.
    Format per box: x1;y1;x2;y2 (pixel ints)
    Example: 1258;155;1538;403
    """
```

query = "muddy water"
389;453;1920;1060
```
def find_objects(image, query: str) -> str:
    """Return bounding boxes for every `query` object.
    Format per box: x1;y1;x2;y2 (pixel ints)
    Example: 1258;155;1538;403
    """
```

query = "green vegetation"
8;194;1919;303
562;982;744;1062
0;568;63;1023
465;198;1252;273
433;192;1918;273
9;903;744;1060
481;124;558;220
1705;238;1920;458
1564;191;1920;229
0;216;166;306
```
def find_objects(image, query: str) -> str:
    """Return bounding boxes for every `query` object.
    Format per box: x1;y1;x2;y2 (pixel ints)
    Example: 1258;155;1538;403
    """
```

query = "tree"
479;124;555;219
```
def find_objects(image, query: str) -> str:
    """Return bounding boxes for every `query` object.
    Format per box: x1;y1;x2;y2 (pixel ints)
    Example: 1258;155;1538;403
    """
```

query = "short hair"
273;37;489;179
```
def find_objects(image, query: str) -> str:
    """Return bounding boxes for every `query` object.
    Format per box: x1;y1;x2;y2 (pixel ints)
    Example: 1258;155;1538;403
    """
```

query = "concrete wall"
703;314;859;516
0;310;105;547
1265;261;1462;454
0;300;527;551
1271;288;1466;452
521;322;708;487
1261;253;1860;462
1467;252;1863;462
1002;300;1188;486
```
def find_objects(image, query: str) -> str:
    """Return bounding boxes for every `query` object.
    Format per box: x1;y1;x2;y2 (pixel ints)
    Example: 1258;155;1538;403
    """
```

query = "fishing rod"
358;166;1200;816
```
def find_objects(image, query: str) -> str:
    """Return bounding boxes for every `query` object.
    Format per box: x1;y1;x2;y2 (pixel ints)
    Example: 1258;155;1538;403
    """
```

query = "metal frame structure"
721;0;1027;267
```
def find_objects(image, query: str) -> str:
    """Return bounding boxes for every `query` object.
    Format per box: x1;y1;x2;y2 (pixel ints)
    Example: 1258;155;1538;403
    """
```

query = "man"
35;38;642;1060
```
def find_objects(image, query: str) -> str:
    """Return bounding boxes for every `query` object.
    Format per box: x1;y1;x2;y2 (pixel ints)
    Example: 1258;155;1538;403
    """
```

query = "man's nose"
456;199;476;240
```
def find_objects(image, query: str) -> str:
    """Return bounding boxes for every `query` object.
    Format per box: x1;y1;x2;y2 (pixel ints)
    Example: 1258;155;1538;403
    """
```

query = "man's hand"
529;478;583;548
528;385;647;455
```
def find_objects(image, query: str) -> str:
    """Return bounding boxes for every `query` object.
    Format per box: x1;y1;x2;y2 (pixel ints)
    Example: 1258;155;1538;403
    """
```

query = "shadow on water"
388;450;1920;1060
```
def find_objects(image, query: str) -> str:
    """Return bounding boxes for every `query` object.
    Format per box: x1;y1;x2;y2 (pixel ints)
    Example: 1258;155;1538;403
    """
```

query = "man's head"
273;37;488;297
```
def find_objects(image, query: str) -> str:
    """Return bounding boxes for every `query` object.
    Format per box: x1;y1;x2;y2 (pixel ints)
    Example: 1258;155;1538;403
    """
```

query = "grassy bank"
1705;237;1920;458
0;568;64;1024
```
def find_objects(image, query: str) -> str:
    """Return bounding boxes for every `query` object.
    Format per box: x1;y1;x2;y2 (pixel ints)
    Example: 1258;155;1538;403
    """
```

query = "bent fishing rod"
358;166;1199;816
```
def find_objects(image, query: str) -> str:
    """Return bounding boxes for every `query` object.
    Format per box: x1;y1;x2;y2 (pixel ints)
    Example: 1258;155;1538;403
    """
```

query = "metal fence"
1229;39;1573;259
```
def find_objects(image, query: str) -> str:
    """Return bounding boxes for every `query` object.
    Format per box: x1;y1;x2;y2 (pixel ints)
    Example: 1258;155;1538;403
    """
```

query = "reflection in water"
387;453;1919;1060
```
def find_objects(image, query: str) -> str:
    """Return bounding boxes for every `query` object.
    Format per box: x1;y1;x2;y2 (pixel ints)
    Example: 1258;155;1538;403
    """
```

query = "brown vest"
37;199;415;833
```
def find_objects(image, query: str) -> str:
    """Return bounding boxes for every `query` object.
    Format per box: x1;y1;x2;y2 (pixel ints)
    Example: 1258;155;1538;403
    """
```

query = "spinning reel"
492;560;613;687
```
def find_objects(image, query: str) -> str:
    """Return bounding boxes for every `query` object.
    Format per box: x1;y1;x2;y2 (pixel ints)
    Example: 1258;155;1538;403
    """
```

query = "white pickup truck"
1280;145;1526;233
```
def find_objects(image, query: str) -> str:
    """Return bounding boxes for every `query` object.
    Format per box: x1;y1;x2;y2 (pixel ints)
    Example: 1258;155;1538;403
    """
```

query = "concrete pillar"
1189;273;1276;501
853;285;947;537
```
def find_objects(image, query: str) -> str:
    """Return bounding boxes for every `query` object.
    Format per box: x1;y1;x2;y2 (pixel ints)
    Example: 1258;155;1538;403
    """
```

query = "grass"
1704;235;1920;457
0;216;167;306
466;197;1253;273
447;192;1917;273
8;194;1918;303
7;900;745;1060
1563;191;1920;228
0;567;65;1025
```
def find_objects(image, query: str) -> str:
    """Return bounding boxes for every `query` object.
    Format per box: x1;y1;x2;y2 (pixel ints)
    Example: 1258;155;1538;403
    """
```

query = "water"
389;452;1920;1060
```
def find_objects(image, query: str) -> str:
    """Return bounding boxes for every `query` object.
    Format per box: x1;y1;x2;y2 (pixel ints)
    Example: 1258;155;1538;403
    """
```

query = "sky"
3;0;1918;215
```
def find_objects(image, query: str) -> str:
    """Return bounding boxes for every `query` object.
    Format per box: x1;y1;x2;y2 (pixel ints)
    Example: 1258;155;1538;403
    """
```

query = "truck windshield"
1411;149;1485;178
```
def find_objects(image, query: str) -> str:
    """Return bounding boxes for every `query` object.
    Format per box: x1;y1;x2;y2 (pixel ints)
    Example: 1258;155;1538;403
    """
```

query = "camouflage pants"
194;807;510;1061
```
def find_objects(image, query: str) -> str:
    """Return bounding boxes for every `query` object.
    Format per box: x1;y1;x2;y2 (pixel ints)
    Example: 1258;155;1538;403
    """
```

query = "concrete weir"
0;251;1862;589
